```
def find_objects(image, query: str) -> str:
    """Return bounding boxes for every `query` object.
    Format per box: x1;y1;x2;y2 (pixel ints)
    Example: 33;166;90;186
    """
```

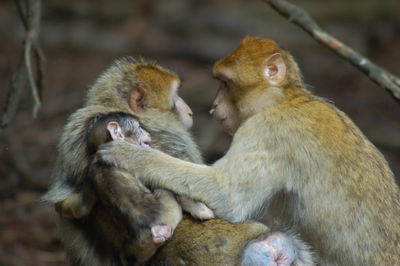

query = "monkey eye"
221;80;229;91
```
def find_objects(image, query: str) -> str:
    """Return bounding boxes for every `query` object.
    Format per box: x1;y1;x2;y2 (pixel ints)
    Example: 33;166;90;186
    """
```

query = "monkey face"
106;118;151;147
209;80;241;135
122;120;152;147
135;126;151;147
129;64;194;129
174;96;193;129
210;37;291;134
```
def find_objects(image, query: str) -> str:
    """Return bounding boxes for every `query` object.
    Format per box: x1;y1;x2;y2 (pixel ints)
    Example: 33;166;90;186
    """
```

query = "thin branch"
264;0;400;102
33;44;46;98
1;0;45;132
26;0;43;118
0;62;28;130
25;34;41;118
15;0;29;30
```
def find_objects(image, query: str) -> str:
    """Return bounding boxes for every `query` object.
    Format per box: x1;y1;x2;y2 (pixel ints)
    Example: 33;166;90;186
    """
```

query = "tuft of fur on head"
85;57;179;112
84;56;139;111
214;36;304;91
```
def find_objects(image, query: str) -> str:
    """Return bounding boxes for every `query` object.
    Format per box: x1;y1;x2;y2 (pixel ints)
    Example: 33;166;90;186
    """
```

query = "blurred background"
0;0;399;265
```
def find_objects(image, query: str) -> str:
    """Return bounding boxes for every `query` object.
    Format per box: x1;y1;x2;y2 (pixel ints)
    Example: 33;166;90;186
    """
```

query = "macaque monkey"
43;58;314;265
52;70;214;223
54;111;184;264
99;38;400;265
147;217;313;266
88;112;183;256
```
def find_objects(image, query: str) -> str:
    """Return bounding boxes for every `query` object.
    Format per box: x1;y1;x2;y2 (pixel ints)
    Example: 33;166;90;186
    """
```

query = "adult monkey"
99;38;400;265
43;58;314;265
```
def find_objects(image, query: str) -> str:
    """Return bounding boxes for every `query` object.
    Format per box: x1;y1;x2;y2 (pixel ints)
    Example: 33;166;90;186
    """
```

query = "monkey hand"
98;139;148;170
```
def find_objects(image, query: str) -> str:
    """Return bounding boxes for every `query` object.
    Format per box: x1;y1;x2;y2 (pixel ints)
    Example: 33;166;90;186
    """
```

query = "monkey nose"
188;112;193;117
209;104;217;115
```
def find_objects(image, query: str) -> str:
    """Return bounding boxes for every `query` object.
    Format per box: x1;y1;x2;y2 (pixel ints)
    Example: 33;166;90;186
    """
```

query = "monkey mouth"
141;140;151;147
218;118;226;125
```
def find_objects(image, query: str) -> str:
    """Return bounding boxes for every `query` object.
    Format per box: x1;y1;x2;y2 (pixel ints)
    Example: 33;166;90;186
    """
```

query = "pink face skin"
209;81;241;135
137;126;151;147
107;120;151;147
174;96;193;129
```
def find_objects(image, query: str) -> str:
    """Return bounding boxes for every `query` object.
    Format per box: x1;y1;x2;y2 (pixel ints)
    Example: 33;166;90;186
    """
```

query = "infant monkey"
56;112;214;224
88;112;180;244
56;112;214;262
58;112;181;262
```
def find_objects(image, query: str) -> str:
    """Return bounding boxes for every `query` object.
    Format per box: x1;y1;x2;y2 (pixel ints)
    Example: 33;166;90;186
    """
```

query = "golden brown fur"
43;58;314;265
148;217;268;265
99;38;400;265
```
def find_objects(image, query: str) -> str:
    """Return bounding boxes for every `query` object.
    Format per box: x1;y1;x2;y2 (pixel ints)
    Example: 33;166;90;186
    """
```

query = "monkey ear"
107;122;125;140
264;53;286;86
129;86;147;112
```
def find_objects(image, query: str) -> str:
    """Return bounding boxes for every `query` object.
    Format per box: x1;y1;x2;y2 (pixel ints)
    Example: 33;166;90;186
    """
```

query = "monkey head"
130;63;193;129
126;62;194;130
87;112;151;156
86;57;193;129
210;36;303;134
85;58;194;130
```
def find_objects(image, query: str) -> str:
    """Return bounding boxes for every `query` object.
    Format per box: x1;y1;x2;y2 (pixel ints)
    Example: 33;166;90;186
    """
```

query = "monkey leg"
152;189;182;243
54;189;96;219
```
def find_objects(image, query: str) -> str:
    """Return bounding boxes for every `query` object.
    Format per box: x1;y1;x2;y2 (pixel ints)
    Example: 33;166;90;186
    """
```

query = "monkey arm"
99;139;285;223
99;140;226;214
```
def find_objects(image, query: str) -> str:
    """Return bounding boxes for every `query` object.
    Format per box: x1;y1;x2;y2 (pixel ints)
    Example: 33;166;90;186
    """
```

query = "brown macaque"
54;113;153;220
88;112;182;253
147;217;313;266
52;112;180;264
55;112;183;263
43;58;314;265
99;37;400;266
51;63;213;223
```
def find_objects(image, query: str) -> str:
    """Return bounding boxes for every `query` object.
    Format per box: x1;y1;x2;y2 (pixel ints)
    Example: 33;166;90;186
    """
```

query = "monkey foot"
151;224;173;244
241;232;297;266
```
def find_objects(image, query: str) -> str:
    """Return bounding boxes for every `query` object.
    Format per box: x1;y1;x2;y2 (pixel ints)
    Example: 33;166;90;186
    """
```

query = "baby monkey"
60;112;183;262
88;112;180;243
